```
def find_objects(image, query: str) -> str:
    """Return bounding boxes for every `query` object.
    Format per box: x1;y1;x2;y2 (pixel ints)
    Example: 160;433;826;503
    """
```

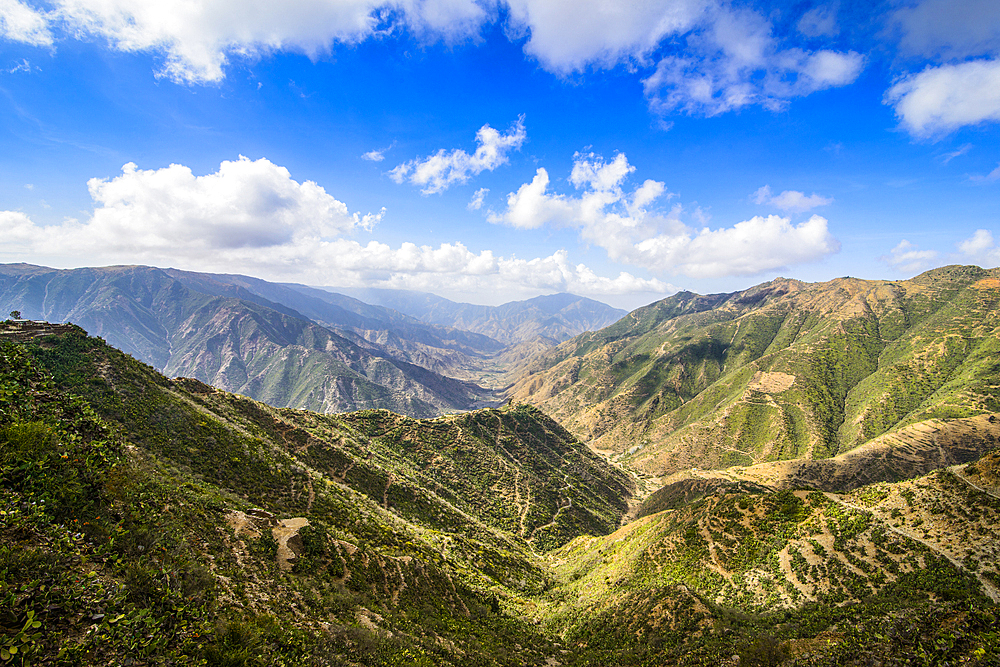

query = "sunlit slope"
512;265;1000;477
3;324;997;666
537;467;1000;665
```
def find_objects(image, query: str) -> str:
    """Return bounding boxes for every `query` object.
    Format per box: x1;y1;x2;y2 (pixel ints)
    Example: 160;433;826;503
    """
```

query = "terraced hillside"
512;265;1000;479
2;320;998;666
538;465;1000;665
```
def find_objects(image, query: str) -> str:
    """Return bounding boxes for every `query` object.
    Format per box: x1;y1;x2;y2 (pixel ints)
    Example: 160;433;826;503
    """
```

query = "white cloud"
797;5;838;38
653;214;839;278
885;58;1000;138
970;163;1000;183
2;0;864;118
958;229;1000;266
504;0;706;74
643;5;864;115
880;239;939;273
84;156;379;249
43;0;487;84
0;0;52;46
361;149;385;162
0;157;380;263
7;57;34;73
468;187;488;210
891;0;1000;61
489;152;840;278
752;185;833;212
0;156;670;303
390;117;526;194
941;143;972;164
0;210;37;251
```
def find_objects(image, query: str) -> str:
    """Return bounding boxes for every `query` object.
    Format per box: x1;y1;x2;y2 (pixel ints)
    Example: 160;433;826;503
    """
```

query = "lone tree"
8;310;21;320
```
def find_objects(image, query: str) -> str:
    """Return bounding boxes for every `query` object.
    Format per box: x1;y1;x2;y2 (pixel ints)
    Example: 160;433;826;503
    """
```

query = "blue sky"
1;0;998;308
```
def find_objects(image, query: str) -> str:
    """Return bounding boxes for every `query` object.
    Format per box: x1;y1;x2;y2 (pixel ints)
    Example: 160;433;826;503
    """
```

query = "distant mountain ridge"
0;263;498;416
330;286;627;345
0;263;628;417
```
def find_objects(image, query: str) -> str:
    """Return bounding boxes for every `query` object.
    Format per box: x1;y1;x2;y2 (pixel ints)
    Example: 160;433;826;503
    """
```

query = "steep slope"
539;466;1000;665
512;266;1000;478
0;263;498;416
331;286;628;345
162;269;510;384
3;323;997;666
0;323;631;665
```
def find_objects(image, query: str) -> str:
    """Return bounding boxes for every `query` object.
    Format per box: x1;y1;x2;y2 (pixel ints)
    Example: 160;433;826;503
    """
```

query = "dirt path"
950;464;1000;502
273;517;310;571
825;492;1000;603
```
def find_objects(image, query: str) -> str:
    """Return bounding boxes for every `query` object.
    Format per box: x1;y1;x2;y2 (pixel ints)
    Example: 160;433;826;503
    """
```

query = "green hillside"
2;323;997;666
0;323;629;665
512;266;1000;479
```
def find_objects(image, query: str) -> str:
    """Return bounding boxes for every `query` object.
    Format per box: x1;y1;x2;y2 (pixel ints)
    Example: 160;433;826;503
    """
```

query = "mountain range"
2;315;997;665
0;263;625;417
330;286;627;346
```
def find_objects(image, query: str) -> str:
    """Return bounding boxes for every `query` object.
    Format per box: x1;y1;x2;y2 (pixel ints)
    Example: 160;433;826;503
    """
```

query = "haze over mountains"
331;286;627;345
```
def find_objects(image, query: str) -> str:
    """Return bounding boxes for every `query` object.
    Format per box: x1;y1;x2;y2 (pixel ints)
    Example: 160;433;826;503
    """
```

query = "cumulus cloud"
642;4;864;115
0;156;670;303
0;0;51;45
957;229;1000;266
362;149;386;162
489;152;840;278
885;58;1000;138
85;156;382;250
39;0;493;84
504;0;706;74
752;185;833;212
655;214;839;278
880;239;939;273
390;117;525;194
3;0;864;117
0;157;382;264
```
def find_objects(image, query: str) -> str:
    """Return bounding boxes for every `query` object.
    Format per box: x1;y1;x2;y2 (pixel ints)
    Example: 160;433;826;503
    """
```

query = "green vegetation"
2;324;998;665
514;266;1000;480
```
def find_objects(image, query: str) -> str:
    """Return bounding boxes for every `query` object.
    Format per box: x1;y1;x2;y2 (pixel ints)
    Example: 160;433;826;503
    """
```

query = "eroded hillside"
538;464;1000;665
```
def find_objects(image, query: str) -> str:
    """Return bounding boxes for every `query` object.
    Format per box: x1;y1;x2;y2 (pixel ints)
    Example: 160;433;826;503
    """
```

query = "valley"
2;265;999;665
0;264;623;417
